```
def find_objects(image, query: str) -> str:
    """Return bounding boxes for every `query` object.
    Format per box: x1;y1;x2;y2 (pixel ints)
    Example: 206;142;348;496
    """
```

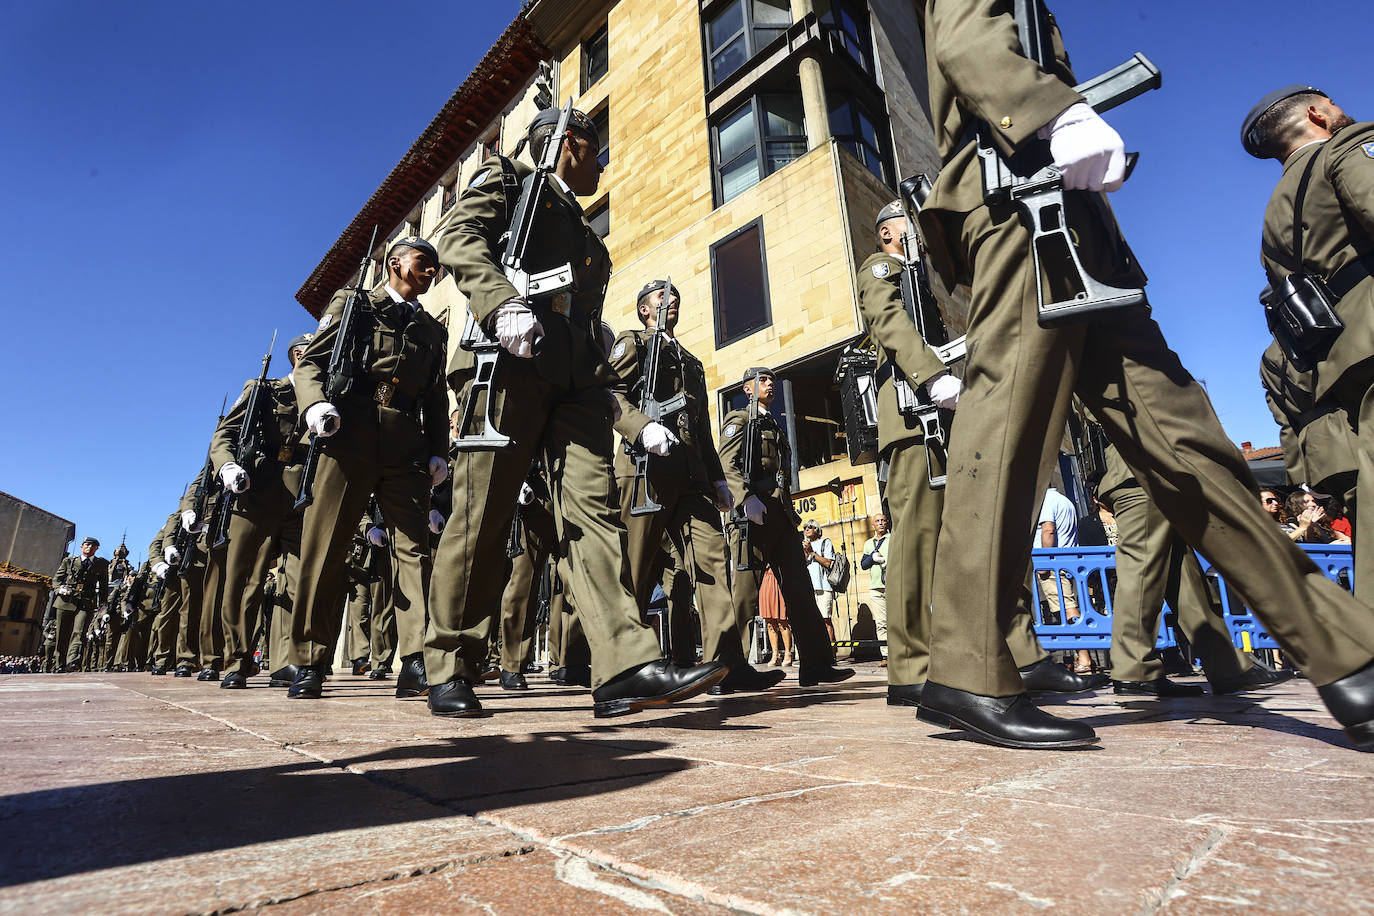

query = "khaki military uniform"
494;480;556;674
52;553;109;669
203;375;308;676
610;326;744;669
1260;341;1358;510
857;250;1047;685
425;156;662;690
719;406;833;665
1260;133;1374;591
290;285;448;669
114;563;155;670
917;0;1374;695
343;516;375;663
1098;444;1253;684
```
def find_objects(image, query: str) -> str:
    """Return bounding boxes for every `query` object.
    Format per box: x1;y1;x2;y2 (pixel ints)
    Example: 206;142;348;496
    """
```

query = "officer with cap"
720;368;853;687
1248;85;1374;620
425;105;726;718
52;537;109;671
609;280;784;695
287;237;450;699
860;203;1101;706
911;1;1374;750
202;332;314;688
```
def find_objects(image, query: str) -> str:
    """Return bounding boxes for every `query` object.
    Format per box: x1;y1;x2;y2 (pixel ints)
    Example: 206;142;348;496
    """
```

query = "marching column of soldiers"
33;0;1374;752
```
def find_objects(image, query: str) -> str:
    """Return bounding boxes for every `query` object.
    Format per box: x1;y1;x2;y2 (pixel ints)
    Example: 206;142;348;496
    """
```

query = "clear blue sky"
0;0;1366;563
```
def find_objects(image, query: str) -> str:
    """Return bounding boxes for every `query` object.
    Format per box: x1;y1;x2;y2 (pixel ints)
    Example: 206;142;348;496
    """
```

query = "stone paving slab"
0;666;1370;915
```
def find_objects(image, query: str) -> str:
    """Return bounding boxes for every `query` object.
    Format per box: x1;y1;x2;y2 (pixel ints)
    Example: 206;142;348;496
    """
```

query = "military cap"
1241;84;1327;157
742;366;774;382
528;105;600;149
287;332;314;366
875;200;905;232
636;279;681;305
82;536;99;548
387;236;439;263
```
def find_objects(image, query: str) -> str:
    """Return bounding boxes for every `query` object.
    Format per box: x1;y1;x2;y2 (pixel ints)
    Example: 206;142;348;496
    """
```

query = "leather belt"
1329;252;1374;299
357;380;421;415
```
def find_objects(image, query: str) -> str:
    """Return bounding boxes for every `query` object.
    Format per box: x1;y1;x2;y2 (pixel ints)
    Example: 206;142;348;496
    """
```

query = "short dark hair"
1251;92;1325;159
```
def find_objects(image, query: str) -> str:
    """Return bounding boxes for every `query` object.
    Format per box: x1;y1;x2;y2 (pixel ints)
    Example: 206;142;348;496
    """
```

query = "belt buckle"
277;444;294;462
552;292;572;317
374;382;394;407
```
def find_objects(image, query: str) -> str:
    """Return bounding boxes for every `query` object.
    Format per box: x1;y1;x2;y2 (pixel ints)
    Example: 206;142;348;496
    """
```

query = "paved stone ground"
1;664;1372;915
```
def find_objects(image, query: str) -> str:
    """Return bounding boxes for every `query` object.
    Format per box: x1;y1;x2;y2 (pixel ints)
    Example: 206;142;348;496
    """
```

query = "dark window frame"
829;93;894;187
822;0;875;77
440;178;457;213
581;21;609;92
710;90;806;205
586;197;610;239
589;104;610;169
702;0;791;89
709;216;773;347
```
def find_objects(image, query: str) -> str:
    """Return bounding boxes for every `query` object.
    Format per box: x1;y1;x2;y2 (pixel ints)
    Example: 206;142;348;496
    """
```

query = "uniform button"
999;116;1012;129
585;257;591;266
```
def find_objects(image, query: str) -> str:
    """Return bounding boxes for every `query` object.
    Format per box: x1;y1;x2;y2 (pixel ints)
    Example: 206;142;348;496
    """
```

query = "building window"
482;131;500;160
823;0;874;75
581;22;609;92
710;218;772;346
829;96;890;185
440;179;457;213
704;0;791;88
7;595;29;621
712;92;806;204
590;105;610;169
587;198;609;239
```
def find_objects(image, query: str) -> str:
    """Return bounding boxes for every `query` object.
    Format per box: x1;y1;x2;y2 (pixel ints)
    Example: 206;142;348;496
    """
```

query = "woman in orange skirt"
758;566;794;666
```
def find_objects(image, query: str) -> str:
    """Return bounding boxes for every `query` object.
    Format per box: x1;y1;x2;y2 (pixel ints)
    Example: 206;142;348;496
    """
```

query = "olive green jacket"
1260;123;1374;403
210;376;308;476
437;155;616;392
53;554;109;611
719;406;798;523
1259;340;1358;489
857;251;948;450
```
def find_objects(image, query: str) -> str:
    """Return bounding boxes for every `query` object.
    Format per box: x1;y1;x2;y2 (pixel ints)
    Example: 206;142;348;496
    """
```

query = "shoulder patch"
1363;142;1374;159
611;340;626;360
469;169;490;187
318;314;332;330
871;262;891;279
723;423;738;438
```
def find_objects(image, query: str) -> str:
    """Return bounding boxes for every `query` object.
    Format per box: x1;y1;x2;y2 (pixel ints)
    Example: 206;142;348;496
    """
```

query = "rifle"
507;503;526;559
455;98;576;451
174;394;227;576
974;0;1161;326
296;227;379;510
626;276;688;516
895;173;964;489
212;330;277;549
729;385;764;572
366;497;385;580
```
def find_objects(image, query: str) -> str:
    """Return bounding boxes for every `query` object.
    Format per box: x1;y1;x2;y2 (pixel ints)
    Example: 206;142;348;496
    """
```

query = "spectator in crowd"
758;567;793;666
1260;489;1288;528
1283;489;1350;544
1329;501;1353;540
802;521;837;645
1036;487;1094;674
860;513;889;663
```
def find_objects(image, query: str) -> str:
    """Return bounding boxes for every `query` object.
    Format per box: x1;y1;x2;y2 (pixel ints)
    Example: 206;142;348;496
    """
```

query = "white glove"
493;298;544;358
305;401;341;437
744;495;766;525
219;462;250;493
518;482;536;506
713;480;735;513
163;545;181;565
57;585;72;597
429;456;448;487
428;509;445;534
367;526;388;548
925;372;961;410
1038;102;1127;192
639;422;679;457
152;562;170;579
180;510;204;533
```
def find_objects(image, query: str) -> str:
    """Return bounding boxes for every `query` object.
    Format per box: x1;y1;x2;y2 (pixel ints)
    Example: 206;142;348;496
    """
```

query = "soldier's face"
752;376;774;406
1315;99;1355;134
391;249;439;294
80;543;95;558
563;132;602;197
640;290;680;329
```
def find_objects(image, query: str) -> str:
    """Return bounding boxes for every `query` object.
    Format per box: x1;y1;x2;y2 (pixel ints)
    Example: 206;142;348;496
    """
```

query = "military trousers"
368;550;397;668
426;364;661;689
927;200;1374;696
174;564;207;669
56;606;92;669
1103;482;1251;683
498;499;555;673
212;464;303;676
545;567;584;669
289;402;432;668
618;459;742;669
344;579;371;662
727;494;835;666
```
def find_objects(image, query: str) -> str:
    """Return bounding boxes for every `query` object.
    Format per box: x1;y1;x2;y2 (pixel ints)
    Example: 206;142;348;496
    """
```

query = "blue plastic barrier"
1029;544;1353;652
